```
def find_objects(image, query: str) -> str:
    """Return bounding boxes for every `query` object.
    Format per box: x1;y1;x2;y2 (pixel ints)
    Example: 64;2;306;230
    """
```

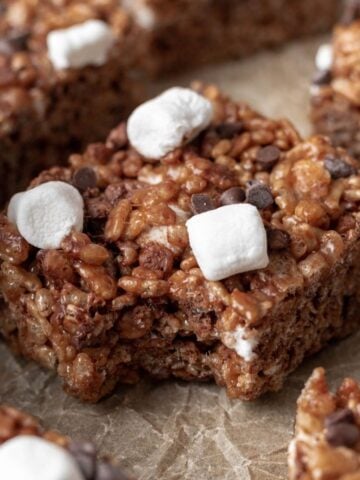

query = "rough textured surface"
0;0;139;205
1;83;360;404
0;405;132;479
289;368;360;480
312;15;360;159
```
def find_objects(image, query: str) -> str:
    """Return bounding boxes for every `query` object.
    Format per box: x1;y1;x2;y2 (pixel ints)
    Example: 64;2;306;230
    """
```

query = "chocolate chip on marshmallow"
0;436;85;480
47;19;114;70
186;203;269;281
8;181;84;249
127;87;213;159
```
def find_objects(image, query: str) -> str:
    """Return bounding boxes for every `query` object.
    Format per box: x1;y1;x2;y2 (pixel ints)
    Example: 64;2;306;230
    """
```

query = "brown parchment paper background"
1;36;357;480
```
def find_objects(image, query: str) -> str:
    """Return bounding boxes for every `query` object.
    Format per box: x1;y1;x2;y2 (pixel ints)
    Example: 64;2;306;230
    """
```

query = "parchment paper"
1;36;355;480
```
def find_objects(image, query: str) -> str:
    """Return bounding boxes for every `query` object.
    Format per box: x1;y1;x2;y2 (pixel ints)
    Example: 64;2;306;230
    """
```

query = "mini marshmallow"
127;87;213;159
315;44;333;71
47;19;114;70
186;203;269;281
123;0;156;30
222;326;259;362
0;436;84;480
8;181;84;250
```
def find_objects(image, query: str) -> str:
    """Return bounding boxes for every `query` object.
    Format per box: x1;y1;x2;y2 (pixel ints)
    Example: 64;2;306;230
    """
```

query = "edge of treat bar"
289;368;360;479
0;405;132;479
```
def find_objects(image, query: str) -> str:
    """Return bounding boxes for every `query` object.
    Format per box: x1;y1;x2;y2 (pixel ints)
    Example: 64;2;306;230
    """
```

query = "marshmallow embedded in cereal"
127;87;213;159
47;19;114;70
222;326;259;362
186;203;269;281
0;436;84;480
8;181;84;250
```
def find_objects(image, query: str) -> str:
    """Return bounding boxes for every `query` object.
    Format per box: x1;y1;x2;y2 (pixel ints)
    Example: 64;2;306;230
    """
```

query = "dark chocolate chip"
0;31;30;56
215;122;244;139
191;194;215;214
95;461;129;480
325;422;360;448
325;408;356;429
220;187;245;206
312;69;332;86
341;0;360;25
267;228;291;250
246;182;274;209
256;145;281;168
324;155;356;179
73;167;97;191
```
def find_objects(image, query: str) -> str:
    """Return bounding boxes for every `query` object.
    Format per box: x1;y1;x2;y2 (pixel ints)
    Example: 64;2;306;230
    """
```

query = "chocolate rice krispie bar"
289;368;360;479
1;84;360;402
124;0;342;74
311;0;360;160
0;405;131;479
0;0;139;205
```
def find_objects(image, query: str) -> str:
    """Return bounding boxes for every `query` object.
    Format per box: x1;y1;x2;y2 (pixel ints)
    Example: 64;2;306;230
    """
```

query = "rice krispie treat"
311;0;360;160
124;0;341;74
0;0;139;205
0;405;131;479
289;368;360;480
1;84;360;402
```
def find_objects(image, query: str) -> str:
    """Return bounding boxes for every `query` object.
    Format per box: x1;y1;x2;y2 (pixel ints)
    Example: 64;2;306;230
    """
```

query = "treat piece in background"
0;405;132;479
0;0;140;206
289;367;360;480
126;0;342;75
311;0;360;160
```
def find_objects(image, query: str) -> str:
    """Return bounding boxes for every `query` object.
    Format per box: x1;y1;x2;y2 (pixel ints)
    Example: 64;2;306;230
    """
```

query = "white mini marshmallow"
0;436;84;480
47;19;114;70
186;203;269;281
8;181;84;249
123;0;156;30
222;326;259;362
127;87;213;159
315;44;333;71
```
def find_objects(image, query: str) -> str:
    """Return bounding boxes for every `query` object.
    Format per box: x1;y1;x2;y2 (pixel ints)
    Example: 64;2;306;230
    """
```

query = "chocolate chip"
312;69;332;86
246;182;274;209
73;167;97;191
215;122;244;139
341;0;360;25
256;145;281;169
324;155;356;179
191;194;215;214
325;408;356;428
0;31;30;56
325;422;360;448
267;228;290;250
220;187;245;206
